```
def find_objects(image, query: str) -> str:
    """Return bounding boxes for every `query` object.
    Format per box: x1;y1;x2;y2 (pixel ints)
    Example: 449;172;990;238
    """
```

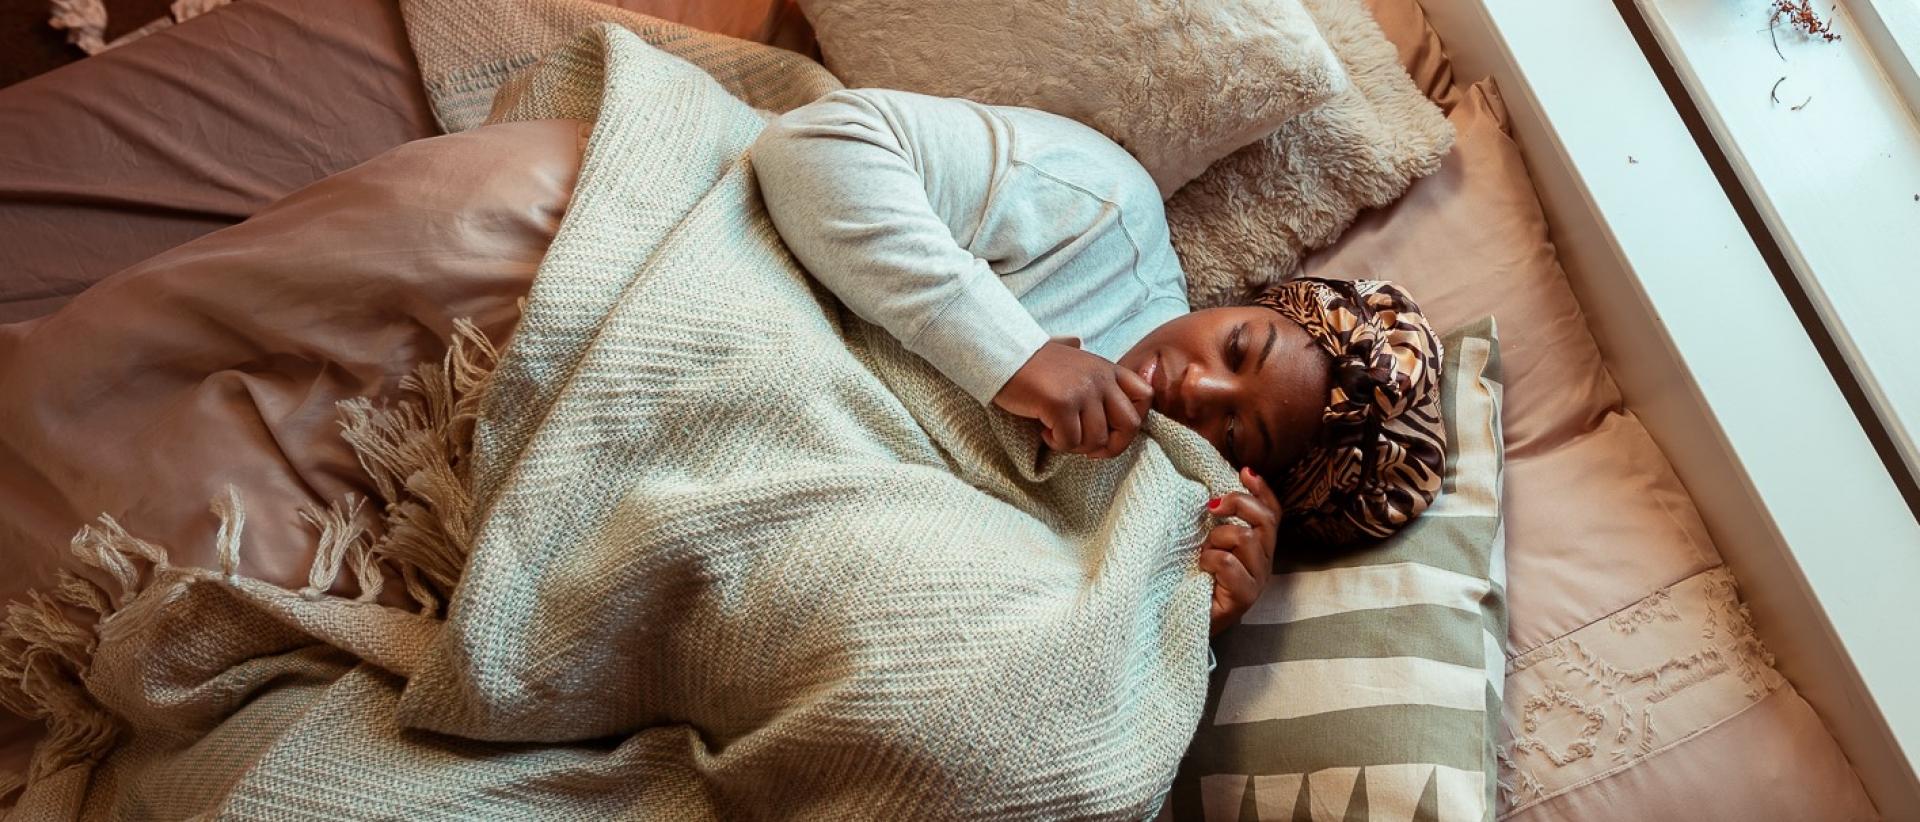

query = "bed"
0;0;1882;818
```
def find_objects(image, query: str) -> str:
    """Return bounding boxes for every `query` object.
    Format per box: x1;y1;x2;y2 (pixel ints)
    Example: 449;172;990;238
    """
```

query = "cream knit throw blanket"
0;22;1240;821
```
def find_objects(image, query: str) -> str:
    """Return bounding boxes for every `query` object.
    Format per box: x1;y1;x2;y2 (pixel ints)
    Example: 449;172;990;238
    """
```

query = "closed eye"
1228;323;1248;369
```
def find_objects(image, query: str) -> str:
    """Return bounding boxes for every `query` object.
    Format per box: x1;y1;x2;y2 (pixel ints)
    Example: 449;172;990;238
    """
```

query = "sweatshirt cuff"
910;274;1052;405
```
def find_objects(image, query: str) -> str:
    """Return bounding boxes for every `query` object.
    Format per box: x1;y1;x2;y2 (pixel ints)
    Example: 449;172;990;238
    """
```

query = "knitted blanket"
1;24;1239;820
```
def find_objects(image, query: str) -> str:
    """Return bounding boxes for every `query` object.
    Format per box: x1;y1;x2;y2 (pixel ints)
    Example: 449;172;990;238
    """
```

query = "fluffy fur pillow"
795;0;1348;197
1169;0;1454;308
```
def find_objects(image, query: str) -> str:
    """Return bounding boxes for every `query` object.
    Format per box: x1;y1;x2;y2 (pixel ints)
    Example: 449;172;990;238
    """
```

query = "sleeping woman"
752;88;1448;635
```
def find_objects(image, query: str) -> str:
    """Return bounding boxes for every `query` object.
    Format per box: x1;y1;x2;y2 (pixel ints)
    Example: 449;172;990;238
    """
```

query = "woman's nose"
1181;364;1235;419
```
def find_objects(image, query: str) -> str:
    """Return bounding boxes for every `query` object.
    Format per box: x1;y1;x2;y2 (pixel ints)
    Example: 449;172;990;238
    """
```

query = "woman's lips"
1138;353;1165;413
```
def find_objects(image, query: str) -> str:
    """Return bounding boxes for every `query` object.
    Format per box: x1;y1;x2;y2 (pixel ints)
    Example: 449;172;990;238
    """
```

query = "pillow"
403;0;845;132
604;0;820;56
794;0;1348;198
1302;80;1876;819
1497;565;1877;821
1303;80;1709;645
1304;82;1617;462
1167;318;1508;822
1365;0;1463;112
1168;0;1453;309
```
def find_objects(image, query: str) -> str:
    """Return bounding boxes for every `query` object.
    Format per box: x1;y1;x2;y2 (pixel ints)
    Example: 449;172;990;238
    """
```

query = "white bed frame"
1415;0;1920;815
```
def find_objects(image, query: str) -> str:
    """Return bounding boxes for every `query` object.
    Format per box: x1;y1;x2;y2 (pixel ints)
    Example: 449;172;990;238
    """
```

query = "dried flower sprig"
1770;1;1841;43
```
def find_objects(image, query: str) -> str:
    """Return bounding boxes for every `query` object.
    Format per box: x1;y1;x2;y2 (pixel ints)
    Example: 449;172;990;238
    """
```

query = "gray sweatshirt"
751;88;1190;404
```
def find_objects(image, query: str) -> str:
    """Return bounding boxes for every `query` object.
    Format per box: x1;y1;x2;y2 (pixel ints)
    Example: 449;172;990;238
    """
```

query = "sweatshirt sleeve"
750;89;1051;405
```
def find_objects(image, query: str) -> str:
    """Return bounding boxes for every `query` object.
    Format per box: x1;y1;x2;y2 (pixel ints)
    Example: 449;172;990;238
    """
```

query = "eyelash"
1225;325;1246;458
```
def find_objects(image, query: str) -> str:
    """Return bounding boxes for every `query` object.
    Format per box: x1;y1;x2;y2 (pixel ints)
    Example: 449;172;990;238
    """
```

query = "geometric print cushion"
1165;318;1508;822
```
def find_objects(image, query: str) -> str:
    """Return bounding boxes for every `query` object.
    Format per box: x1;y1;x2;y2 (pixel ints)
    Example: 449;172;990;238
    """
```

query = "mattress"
0;0;1880;818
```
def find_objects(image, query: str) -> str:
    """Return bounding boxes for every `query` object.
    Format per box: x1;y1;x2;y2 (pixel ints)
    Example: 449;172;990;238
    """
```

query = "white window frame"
1849;0;1920;119
1630;0;1920;490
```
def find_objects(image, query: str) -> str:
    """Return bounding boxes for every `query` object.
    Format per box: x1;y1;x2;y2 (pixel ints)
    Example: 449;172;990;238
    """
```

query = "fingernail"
1207;498;1221;510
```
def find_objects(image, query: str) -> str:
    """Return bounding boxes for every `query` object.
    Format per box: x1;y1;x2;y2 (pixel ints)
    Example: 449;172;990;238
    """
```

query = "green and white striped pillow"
1167;319;1507;822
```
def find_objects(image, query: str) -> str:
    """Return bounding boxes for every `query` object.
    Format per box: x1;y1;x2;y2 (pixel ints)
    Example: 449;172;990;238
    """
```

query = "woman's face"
1116;306;1332;477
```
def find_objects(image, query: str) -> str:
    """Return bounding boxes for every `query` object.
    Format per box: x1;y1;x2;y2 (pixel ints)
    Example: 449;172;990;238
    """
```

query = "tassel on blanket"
0;587;115;782
47;0;107;55
0;516;185;786
0;319;503;806
211;485;244;579
0;318;506;806
298;495;383;603
336;318;499;616
48;0;233;56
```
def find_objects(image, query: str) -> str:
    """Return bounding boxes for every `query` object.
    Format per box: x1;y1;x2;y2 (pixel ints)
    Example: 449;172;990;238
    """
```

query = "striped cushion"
1168;318;1507;822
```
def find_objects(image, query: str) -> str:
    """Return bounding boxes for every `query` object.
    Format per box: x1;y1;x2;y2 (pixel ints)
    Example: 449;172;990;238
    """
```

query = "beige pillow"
1169;0;1453;309
1367;0;1465;113
795;0;1348;197
1303;78;1876;819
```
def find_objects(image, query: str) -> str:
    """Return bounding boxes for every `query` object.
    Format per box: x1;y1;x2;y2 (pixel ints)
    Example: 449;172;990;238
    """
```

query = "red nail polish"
1207;498;1221;510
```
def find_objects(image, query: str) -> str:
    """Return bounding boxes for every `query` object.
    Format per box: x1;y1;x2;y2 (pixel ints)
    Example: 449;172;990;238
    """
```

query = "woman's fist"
1199;467;1282;636
994;340;1153;459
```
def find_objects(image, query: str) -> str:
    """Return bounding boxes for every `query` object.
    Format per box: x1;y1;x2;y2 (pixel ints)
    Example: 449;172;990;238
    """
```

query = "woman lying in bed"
753;89;1449;634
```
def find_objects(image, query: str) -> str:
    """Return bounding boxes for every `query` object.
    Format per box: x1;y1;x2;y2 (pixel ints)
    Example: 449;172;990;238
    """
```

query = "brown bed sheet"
0;115;584;790
0;0;439;324
0;0;813;326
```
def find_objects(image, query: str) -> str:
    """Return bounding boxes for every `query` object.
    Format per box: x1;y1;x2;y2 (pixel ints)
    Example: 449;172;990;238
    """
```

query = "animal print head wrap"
1255;277;1447;546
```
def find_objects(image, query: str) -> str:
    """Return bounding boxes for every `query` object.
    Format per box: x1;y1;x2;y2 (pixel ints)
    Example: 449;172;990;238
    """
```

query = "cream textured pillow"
1169;0;1454;308
795;0;1348;197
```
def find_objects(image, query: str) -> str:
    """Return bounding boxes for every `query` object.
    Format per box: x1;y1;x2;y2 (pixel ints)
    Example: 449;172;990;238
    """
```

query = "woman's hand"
1200;467;1281;636
994;339;1153;459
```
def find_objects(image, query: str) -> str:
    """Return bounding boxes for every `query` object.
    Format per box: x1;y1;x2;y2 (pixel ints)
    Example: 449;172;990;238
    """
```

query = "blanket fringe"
47;0;107;55
211;485;244;578
298;495;381;603
0;515;187;785
335;318;499;615
48;0;233;56
0;318;503;799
